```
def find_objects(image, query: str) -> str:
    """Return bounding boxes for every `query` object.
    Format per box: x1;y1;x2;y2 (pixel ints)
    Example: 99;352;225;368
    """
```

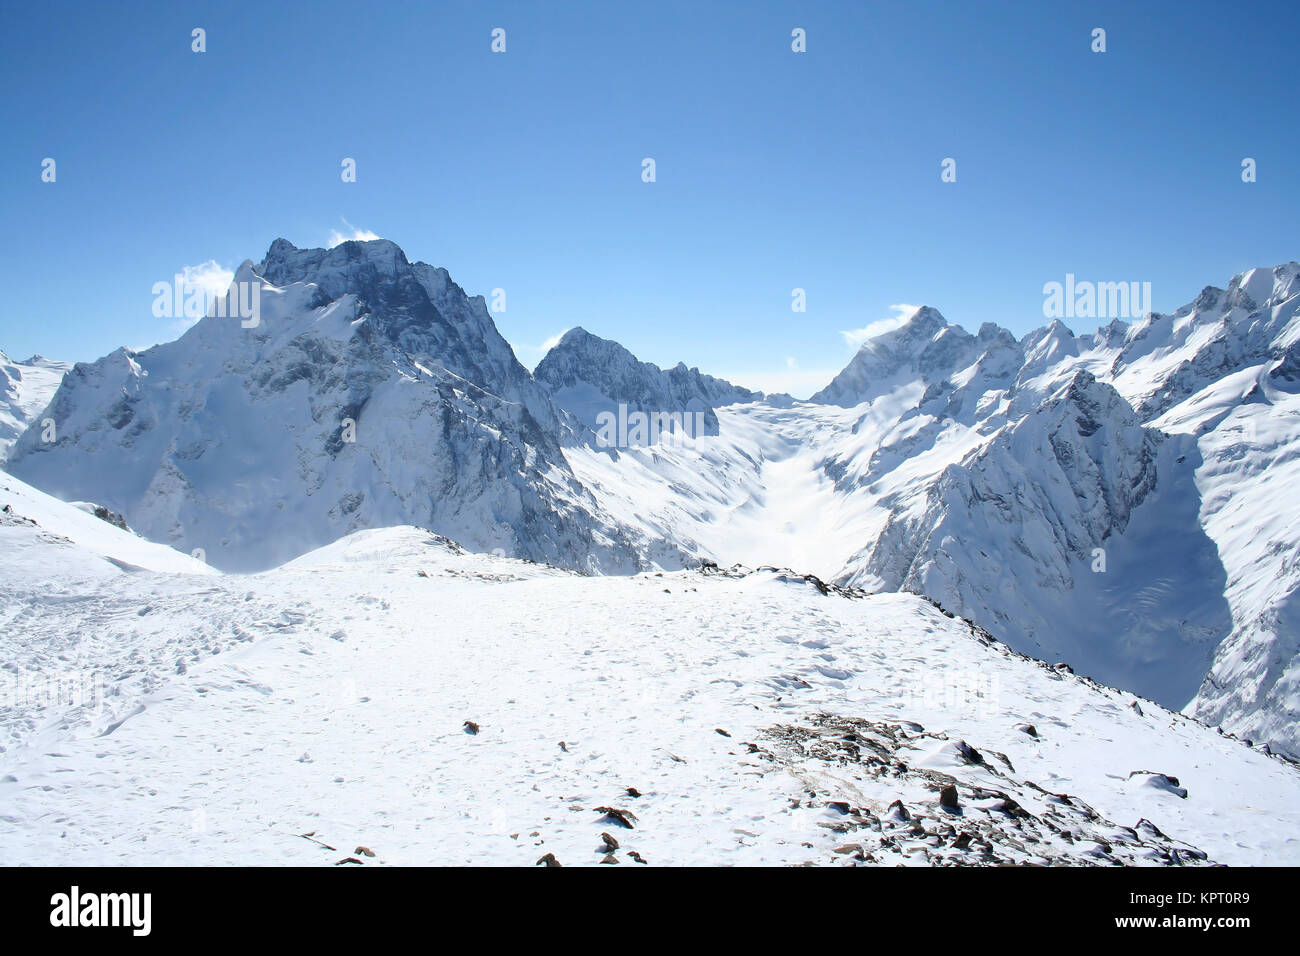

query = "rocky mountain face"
534;326;761;441
5;240;685;573
811;307;981;407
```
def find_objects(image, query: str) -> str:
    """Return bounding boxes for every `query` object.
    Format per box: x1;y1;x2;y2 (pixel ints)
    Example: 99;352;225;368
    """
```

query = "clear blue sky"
1;0;1295;396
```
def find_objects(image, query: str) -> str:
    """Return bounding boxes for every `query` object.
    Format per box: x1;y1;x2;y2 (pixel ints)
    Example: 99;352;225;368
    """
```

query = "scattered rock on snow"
92;505;129;531
594;806;637;829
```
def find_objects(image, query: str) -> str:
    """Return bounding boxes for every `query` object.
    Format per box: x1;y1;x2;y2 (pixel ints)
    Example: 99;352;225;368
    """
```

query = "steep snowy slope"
534;326;761;440
1150;362;1300;757
0;351;70;460
842;371;1230;707
0;470;213;581
6;240;683;573
2;523;1297;866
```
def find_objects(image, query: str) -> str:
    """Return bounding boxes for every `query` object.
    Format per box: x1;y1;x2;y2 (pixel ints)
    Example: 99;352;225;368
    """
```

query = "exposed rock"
594;806;637;829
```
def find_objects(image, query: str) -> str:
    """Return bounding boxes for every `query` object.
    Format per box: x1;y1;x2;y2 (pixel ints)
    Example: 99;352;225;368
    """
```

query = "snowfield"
2;492;1297;866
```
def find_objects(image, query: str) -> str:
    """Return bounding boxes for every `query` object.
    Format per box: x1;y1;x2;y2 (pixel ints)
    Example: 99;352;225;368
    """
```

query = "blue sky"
1;0;1295;396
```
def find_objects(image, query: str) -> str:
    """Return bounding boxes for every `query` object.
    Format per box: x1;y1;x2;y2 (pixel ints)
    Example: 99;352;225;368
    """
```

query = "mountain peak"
812;306;976;407
258;236;409;287
555;326;597;347
860;305;948;348
534;328;759;440
908;304;947;326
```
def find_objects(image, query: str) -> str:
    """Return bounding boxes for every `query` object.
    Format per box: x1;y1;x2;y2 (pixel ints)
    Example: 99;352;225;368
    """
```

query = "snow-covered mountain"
558;263;1300;758
2;495;1297;865
4;239;684;573
6;239;1298;760
0;351;70;460
534;326;761;440
811;307;984;407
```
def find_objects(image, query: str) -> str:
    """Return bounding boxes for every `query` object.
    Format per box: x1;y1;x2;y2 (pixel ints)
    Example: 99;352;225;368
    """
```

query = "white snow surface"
2;520;1297;866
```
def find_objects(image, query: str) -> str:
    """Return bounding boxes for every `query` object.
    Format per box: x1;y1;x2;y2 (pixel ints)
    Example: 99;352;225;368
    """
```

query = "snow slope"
0;351;70;460
2;521;1296;866
0;470;213;579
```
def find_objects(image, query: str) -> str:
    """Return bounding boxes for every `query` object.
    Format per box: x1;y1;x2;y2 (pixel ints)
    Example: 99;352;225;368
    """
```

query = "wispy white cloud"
166;260;236;336
539;329;570;353
517;329;572;370
327;218;381;248
840;303;922;348
179;260;235;301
